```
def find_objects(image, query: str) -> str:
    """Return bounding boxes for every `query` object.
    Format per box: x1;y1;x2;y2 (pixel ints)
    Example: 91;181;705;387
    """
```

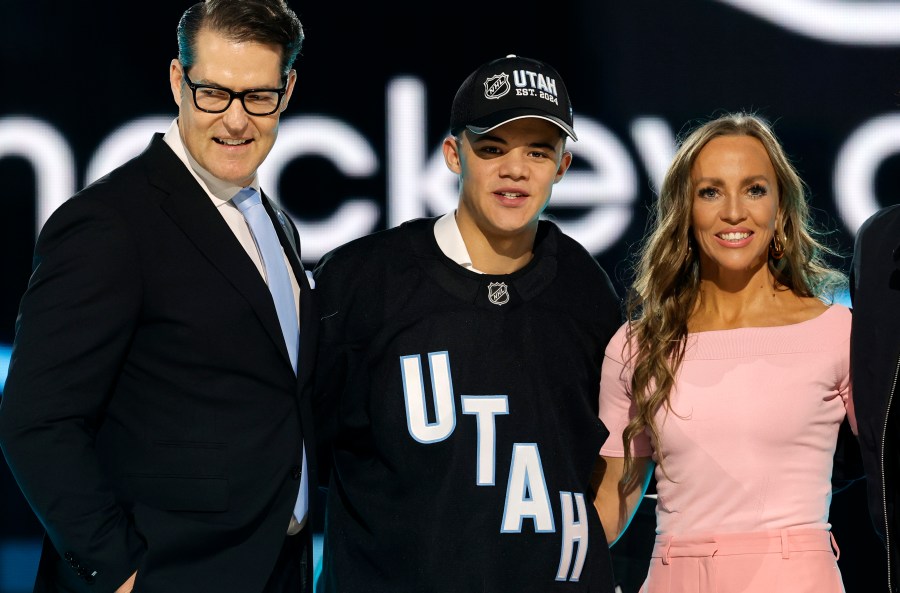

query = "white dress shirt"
433;211;483;273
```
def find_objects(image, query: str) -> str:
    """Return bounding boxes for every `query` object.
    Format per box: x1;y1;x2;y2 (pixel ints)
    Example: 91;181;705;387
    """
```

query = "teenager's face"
169;27;296;187
443;118;571;240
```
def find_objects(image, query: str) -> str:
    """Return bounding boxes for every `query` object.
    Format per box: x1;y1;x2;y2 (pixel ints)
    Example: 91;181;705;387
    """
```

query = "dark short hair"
177;0;304;80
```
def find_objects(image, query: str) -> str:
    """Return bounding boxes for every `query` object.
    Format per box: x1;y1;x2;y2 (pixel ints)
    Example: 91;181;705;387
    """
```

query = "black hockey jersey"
312;217;621;592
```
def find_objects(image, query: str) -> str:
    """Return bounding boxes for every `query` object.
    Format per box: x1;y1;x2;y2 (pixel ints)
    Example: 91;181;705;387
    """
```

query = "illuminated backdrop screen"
1;1;898;591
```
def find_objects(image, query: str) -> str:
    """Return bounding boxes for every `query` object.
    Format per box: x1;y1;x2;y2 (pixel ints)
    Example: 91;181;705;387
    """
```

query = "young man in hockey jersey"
312;54;622;592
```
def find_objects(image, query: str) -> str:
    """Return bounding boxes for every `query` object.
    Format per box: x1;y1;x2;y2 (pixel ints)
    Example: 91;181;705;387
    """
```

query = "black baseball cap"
449;54;577;141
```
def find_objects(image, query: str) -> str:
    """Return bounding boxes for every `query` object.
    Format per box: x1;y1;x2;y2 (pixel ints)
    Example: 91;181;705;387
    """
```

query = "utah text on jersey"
400;350;589;583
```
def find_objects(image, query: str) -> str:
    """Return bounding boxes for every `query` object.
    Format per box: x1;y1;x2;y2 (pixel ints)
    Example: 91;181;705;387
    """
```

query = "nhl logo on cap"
484;73;511;100
450;54;577;141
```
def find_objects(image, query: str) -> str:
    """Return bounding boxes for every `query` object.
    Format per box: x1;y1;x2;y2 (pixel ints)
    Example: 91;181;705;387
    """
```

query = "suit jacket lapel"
143;136;294;370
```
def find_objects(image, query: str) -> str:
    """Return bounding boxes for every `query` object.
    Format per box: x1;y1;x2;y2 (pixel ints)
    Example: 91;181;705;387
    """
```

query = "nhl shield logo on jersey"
483;73;511;100
488;282;510;306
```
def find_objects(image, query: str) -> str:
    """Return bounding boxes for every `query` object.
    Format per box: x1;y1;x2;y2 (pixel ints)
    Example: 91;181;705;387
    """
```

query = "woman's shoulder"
604;321;635;362
818;302;851;330
791;299;850;329
778;293;830;325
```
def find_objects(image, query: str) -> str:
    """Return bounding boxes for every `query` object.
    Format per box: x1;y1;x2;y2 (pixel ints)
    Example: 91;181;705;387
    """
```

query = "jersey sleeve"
598;322;653;458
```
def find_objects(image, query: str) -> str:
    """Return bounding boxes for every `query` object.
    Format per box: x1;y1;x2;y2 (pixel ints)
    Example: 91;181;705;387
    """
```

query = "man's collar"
434;211;482;273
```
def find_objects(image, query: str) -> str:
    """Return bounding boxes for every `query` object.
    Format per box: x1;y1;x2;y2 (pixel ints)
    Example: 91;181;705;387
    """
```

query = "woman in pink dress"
594;112;852;593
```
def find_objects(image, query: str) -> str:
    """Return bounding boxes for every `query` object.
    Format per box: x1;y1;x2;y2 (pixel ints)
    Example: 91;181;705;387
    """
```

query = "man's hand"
115;571;137;593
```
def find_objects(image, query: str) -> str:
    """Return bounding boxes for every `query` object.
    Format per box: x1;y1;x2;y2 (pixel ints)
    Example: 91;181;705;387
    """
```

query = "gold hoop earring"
769;235;785;260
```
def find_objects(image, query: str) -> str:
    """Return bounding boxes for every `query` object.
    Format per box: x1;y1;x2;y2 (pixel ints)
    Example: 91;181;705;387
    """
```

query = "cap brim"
466;114;577;142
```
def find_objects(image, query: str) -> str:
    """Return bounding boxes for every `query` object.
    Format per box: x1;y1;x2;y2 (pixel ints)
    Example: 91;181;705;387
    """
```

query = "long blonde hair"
620;112;845;481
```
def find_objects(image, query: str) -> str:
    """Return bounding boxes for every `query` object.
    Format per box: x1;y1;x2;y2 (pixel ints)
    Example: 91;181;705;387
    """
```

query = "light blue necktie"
232;187;308;524
232;187;299;372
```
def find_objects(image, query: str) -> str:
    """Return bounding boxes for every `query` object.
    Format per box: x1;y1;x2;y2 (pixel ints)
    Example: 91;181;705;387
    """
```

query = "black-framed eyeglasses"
182;69;287;116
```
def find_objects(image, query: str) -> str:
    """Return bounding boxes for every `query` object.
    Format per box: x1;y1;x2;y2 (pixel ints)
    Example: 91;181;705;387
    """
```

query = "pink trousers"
639;528;844;593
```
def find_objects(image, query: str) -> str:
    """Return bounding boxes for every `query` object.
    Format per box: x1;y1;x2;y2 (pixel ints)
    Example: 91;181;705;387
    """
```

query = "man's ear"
169;59;185;107
280;69;298;112
442;135;462;174
553;150;573;184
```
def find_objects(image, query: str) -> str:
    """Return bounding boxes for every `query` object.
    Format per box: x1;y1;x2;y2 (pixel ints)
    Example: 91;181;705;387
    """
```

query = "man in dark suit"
850;203;900;593
0;1;317;592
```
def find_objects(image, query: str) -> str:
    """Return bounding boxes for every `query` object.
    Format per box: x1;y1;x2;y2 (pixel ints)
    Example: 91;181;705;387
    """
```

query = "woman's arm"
592;454;654;546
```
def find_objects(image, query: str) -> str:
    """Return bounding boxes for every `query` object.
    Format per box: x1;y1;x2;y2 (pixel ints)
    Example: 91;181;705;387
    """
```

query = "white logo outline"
488;282;510;306
483;73;511;100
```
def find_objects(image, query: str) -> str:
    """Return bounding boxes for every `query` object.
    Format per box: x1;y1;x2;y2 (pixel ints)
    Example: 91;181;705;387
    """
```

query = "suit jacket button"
290;465;301;480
